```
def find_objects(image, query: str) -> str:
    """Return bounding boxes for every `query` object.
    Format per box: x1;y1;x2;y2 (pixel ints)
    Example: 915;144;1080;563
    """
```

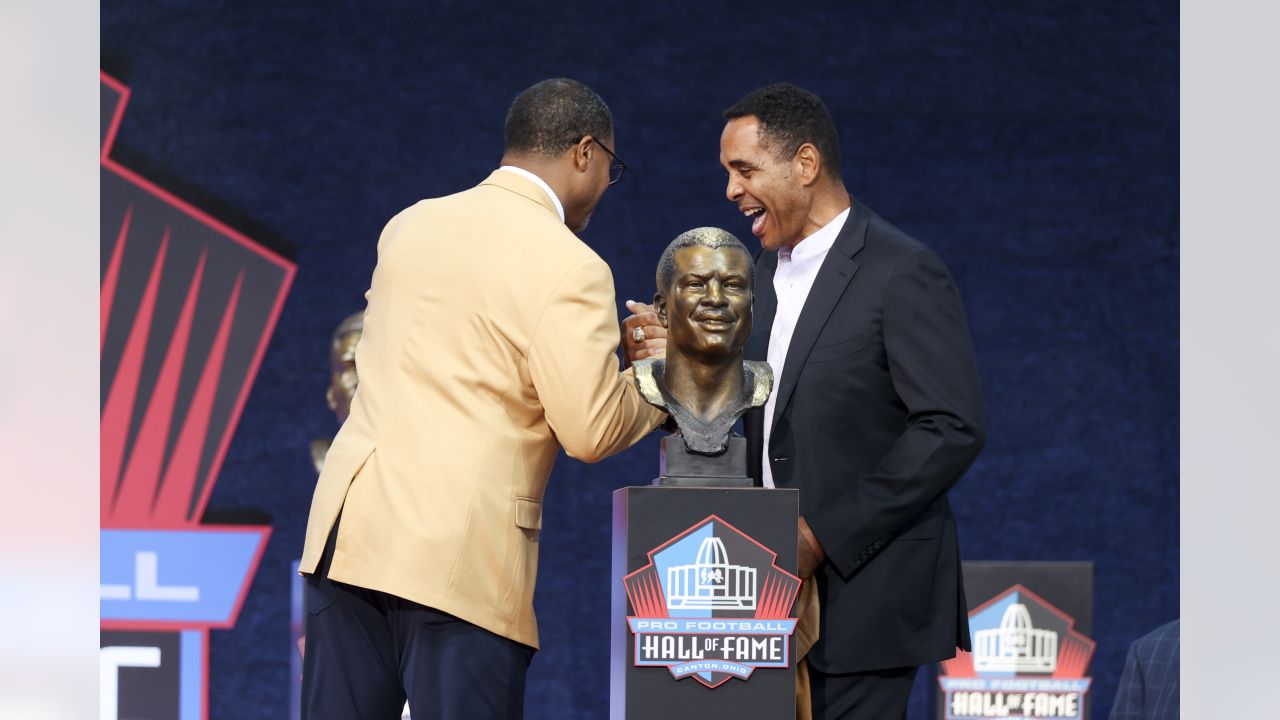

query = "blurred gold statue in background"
310;312;364;473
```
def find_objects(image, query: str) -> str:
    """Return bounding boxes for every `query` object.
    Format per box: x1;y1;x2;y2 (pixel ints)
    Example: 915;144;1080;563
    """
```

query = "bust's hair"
656;227;754;292
723;83;841;181
331;311;364;348
504;78;614;157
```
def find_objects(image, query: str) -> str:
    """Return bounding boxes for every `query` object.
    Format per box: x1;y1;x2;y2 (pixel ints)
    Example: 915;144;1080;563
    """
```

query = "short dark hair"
723;83;841;180
656;227;754;292
504;78;614;157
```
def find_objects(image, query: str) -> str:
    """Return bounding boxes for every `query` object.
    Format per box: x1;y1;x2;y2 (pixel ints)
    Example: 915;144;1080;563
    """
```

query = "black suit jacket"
744;198;987;674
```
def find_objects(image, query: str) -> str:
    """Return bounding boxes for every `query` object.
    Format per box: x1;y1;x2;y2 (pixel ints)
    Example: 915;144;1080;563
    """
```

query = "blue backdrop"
101;1;1178;717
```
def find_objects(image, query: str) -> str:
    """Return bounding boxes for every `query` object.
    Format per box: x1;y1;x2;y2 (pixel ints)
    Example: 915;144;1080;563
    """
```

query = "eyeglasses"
590;137;627;185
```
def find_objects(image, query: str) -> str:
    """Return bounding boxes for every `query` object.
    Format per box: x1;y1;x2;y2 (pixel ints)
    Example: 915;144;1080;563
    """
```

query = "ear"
572;135;595;173
653;291;669;328
325;386;337;411
794;142;821;186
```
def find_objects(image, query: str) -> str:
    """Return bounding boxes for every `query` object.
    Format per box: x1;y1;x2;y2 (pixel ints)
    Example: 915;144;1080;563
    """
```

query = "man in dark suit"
726;82;987;719
627;83;986;718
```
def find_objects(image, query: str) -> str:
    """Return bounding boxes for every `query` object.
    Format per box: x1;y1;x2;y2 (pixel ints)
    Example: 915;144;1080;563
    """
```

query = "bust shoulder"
633;357;667;407
743;360;774;409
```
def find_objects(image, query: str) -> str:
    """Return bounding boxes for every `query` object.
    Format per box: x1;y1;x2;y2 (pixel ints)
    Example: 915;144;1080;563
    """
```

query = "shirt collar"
498;165;565;223
784;206;851;263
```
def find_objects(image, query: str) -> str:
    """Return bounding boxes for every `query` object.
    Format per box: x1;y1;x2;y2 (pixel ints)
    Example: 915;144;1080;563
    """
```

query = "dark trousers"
809;664;919;720
302;526;534;720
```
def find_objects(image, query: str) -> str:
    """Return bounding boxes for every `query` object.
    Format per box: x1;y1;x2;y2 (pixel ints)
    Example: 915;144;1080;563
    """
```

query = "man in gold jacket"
299;78;665;720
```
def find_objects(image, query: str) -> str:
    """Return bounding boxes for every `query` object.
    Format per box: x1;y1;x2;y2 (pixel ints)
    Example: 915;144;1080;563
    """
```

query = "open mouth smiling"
742;205;767;236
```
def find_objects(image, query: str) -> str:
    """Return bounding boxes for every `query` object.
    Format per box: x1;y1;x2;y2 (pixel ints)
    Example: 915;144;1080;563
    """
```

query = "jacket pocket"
515;496;543;530
808;331;875;364
502;496;543;607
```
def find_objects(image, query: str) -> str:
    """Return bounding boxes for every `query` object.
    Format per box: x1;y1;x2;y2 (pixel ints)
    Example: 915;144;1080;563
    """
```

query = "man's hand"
798;516;826;579
621;300;667;366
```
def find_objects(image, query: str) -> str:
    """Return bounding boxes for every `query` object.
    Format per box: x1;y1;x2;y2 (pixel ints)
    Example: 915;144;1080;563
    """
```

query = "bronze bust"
310;311;364;473
634;227;772;457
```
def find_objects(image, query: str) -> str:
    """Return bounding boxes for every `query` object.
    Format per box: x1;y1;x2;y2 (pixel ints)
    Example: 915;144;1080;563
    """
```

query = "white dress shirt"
498;165;565;223
761;207;851;488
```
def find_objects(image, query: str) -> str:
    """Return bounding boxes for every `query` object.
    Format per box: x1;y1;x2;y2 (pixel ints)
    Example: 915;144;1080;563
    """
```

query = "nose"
725;175;742;202
703;281;726;306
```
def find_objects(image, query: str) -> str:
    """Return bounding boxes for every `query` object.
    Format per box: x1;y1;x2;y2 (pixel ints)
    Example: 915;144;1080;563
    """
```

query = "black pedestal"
610;485;800;720
657;436;753;488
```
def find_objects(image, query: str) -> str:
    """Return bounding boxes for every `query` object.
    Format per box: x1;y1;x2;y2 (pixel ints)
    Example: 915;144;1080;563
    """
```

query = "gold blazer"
300;170;664;648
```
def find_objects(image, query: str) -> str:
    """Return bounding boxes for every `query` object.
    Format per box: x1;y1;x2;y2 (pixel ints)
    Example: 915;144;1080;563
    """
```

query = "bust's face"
657;245;753;362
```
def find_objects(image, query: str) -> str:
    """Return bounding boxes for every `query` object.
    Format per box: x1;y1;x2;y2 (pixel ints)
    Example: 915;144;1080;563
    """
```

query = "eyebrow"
679;271;749;282
726;159;757;171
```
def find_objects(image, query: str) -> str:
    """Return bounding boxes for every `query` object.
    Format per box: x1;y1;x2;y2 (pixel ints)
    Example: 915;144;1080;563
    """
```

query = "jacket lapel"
770;198;869;429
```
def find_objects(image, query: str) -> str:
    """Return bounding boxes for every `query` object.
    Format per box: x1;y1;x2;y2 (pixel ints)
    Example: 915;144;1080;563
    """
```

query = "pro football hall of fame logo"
623;515;801;689
939;585;1097;719
100;71;294;720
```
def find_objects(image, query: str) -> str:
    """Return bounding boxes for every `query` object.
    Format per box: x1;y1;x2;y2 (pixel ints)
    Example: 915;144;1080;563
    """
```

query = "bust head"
636;228;772;458
325;312;364;423
653;227;754;369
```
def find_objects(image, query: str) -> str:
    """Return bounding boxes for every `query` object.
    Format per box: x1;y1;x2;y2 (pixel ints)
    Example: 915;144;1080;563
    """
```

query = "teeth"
742;208;763;217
